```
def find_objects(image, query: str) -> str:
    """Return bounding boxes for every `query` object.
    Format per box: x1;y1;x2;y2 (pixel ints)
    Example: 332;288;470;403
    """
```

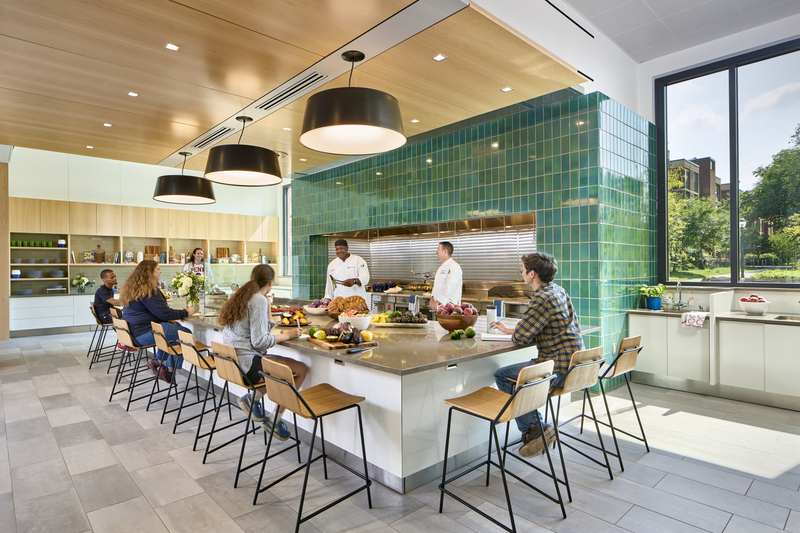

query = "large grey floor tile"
156;492;245;533
4;416;51;443
52;419;104;448
97;417;149;446
14;487;90;533
39;392;80;410
390;505;469;533
130;460;204;508
617;505;715;533
72;463;143;513
10;457;72;504
7;433;61;468
638;451;753;494
722;515;785;533
747;480;800;511
236;501;323;533
61;438;120;475
0;460;10;495
0;492;14;533
551;508;628;533
87;495;168;533
111;436;174;472
456;501;550;533
786;510;800;533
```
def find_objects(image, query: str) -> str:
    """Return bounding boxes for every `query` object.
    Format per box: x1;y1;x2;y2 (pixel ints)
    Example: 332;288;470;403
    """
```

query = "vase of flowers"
172;271;204;310
72;273;93;293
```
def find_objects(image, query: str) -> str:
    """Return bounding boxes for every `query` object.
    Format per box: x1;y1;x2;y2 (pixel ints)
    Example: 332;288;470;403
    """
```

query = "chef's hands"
342;278;361;287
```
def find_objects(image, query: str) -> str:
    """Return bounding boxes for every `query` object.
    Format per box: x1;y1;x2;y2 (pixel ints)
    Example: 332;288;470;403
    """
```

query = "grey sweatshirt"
222;291;276;372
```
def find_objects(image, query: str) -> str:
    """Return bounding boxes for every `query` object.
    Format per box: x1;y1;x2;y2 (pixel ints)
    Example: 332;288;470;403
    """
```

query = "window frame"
283;183;292;277
655;37;800;288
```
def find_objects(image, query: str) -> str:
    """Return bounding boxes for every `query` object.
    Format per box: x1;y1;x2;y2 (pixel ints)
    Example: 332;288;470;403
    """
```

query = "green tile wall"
292;91;657;368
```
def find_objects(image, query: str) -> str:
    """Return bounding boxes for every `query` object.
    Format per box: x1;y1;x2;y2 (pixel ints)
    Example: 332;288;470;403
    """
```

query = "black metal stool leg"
295;419;319;533
319;417;329;479
485;422;494;486
549;396;572;502
438;407;454;513
355;404;372;508
599;379;624;471
492;423;516;533
585;388;614;480
626;374;650;452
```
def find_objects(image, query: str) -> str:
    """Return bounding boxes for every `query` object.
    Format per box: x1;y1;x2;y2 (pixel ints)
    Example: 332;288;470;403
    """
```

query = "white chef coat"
431;257;462;306
324;254;370;300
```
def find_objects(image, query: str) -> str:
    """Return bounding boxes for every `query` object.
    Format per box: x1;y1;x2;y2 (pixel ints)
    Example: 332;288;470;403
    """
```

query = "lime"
464;326;476;338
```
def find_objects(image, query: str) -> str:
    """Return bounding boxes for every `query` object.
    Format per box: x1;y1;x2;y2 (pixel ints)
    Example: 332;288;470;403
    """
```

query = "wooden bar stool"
253;358;372;533
108;317;158;411
106;307;127;374
439;360;564;533
205;341;272;485
549;346;613;500
175;330;220;449
87;303;115;369
577;336;649;471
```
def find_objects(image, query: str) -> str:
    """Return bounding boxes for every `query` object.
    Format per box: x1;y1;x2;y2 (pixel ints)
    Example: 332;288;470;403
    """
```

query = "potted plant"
72;273;93;293
638;284;665;310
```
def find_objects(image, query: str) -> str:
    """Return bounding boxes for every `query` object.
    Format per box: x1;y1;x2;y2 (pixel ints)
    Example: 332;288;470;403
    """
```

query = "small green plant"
638;284;666;298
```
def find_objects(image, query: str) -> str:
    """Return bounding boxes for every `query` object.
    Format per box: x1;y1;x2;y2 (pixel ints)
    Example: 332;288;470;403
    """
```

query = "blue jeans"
494;360;564;433
135;323;190;370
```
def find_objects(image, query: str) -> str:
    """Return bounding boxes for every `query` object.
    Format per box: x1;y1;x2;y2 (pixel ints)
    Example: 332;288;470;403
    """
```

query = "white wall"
474;0;641;114
9;147;281;217
637;12;800;122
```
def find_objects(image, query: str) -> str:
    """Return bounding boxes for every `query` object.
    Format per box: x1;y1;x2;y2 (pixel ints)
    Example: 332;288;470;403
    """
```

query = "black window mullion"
728;66;741;283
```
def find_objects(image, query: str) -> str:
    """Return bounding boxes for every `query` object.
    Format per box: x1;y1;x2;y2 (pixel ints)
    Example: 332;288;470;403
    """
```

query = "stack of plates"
50;270;64;278
16;289;33;296
27;271;43;278
41;258;50;264
11;258;21;264
25;258;35;263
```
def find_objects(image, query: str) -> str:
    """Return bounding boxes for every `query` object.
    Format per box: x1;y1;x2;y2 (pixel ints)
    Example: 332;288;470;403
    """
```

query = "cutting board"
308;338;379;350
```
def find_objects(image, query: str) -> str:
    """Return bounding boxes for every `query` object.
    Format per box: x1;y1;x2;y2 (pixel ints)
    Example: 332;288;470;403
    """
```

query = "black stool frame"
175;336;221;449
108;324;159;411
87;305;116;369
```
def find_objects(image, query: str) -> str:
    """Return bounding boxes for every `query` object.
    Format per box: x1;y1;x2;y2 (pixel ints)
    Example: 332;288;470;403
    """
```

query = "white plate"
372;322;429;328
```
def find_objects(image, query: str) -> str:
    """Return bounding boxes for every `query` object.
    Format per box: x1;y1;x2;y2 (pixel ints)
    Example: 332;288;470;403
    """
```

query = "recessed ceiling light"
578;121;585;125
283;127;292;131
410;119;420;123
103;123;112;127
492;142;499;148
127;91;139;97
376;172;382;175
426;159;432;163
299;158;307;162
336;181;342;185
86;146;93;149
432;54;447;62
501;87;513;92
165;43;180;51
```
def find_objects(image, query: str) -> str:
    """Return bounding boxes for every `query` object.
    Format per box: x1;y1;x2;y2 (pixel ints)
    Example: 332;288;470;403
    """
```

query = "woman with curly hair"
120;260;196;383
219;264;307;441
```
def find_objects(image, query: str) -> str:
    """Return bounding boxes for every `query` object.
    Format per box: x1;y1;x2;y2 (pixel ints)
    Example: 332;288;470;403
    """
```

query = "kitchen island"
182;313;600;493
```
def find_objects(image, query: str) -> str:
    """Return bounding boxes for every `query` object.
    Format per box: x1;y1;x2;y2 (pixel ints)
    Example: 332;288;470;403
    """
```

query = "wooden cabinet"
628;314;667;375
189;211;208;240
208;212;227;240
69;202;97;234
96;204;121;235
121;206;146;236
719;321;764;391
39;200;69;233
168;209;190;238
144;208;168;238
227;214;244;241
9;198;41;233
764;324;800;396
245;215;263;241
264;216;279;242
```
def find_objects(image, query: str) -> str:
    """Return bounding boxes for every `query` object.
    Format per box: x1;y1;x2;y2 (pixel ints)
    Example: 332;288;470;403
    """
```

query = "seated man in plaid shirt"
492;252;584;457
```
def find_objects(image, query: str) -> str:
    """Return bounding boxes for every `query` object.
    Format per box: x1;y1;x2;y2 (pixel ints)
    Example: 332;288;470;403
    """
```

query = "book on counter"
480;333;513;342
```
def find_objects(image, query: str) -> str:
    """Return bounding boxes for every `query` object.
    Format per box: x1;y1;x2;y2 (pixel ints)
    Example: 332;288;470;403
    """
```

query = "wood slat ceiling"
0;0;585;175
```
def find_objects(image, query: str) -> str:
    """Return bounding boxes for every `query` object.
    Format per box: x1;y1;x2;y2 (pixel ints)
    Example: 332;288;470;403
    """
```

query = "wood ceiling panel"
179;0;416;56
1;0;321;98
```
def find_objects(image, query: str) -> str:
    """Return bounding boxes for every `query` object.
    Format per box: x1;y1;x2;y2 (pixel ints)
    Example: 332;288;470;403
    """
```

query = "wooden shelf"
11;247;68;250
11;277;69;281
9;264;67;266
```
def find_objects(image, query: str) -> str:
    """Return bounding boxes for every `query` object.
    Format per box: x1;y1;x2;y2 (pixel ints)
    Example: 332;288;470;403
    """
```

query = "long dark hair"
218;264;275;327
186;248;203;264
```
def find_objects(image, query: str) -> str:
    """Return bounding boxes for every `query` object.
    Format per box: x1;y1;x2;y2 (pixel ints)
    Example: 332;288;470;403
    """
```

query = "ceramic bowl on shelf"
304;305;328;315
26;271;43;278
740;300;770;315
338;314;372;330
16;289;33;296
436;313;479;333
11;258;21;264
50;270;64;278
40;258;49;264
25;258;35;263
53;259;61;264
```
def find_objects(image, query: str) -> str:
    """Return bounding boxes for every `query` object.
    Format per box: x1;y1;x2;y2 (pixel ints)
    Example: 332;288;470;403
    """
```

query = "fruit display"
271;305;305;314
740;293;769;303
309;322;368;345
436;302;478;316
341;309;369;318
278;309;308;326
327;296;369;314
307;298;331;309
371;310;428;324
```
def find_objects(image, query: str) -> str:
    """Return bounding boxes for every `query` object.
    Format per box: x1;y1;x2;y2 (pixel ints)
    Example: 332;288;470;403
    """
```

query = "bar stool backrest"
151;322;177;355
210;341;250;387
110;307;122;319
261;358;310;418
501;360;555;423
112;317;138;349
604;336;642;378
89;303;104;326
551;346;604;397
178;330;212;370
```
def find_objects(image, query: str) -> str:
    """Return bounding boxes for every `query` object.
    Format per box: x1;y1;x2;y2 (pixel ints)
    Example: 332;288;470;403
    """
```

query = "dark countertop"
183;314;601;376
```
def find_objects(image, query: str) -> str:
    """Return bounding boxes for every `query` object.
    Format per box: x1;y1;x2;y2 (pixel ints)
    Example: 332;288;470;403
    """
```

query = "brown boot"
519;424;556;458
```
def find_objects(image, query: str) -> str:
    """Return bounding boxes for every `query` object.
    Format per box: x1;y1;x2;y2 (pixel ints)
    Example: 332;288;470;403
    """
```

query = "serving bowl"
304;305;328;316
11;258;21;264
325;310;341;321
338;314;372;330
436;313;479;333
40;258;49;264
50;270;64;278
25;258;35;263
26;271;42;278
16;289;33;296
740;300;770;316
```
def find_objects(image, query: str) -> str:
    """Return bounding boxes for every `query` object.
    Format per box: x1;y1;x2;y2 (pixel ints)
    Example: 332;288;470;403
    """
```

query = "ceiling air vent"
191;127;234;149
255;72;328;112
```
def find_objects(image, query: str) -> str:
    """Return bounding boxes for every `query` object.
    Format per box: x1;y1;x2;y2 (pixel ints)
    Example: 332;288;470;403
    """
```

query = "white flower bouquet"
72;273;93;293
171;271;204;308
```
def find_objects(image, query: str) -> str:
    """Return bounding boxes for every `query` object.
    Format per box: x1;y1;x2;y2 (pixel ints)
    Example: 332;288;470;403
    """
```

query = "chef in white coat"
430;241;463;310
324;239;370;300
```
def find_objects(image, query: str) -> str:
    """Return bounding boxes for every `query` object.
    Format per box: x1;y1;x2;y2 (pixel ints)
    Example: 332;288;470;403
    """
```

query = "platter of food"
371;310;429;327
274;309;308;327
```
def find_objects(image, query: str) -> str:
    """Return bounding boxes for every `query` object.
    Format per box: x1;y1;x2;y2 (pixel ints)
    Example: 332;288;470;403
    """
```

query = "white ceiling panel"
613;20;675;52
745;0;800;26
561;0;635;20
661;0;741;38
641;0;714;19
677;17;751;49
630;38;685;62
733;0;792;16
590;0;658;37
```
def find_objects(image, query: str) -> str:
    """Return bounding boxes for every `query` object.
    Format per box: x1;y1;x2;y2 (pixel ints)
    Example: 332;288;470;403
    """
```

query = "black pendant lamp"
204;116;282;186
300;50;406;155
153;152;216;205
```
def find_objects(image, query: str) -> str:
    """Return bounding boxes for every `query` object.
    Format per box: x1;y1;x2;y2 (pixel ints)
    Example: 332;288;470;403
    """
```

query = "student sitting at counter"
492;252;584;458
94;269;120;325
218;264;307;441
120;260;196;383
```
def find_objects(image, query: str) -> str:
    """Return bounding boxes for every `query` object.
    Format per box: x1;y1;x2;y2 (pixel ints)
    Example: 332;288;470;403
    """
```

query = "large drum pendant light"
204;116;283;186
300;51;406;155
153;152;216;205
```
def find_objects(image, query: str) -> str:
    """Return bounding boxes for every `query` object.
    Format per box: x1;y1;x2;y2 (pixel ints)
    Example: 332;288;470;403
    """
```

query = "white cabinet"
10;297;74;331
719;321;764;391
73;294;96;327
667;317;710;382
629;314;667;375
764;324;800;396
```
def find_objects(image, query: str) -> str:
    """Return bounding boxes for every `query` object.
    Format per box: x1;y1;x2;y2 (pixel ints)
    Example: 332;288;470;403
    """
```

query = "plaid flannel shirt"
512;282;584;374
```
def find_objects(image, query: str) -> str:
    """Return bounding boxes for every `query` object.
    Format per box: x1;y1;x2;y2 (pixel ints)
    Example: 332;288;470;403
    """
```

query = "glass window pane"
666;71;731;283
738;50;800;285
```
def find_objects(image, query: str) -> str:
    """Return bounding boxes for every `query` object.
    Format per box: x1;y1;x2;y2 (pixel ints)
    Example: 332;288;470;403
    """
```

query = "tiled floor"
2;332;800;532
